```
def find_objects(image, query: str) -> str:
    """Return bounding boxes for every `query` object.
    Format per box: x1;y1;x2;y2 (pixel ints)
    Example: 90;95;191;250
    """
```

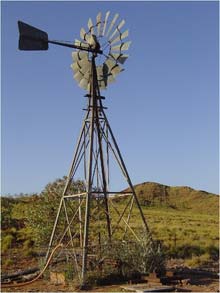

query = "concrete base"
121;284;175;292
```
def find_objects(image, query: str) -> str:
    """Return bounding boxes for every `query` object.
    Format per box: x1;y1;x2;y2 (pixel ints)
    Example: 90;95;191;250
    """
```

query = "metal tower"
18;12;154;287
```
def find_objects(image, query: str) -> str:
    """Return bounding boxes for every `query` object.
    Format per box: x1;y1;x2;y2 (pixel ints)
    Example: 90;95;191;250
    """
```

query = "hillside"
124;182;219;265
132;182;219;214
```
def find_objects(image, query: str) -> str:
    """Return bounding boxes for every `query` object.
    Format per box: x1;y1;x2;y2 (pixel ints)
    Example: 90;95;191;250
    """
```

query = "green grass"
1;181;219;268
114;181;219;262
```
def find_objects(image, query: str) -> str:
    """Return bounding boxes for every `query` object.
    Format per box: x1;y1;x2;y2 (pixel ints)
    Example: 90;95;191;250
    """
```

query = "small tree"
21;177;85;247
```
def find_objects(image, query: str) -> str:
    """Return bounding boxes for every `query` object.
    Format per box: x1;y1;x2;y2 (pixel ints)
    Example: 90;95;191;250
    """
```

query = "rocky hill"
130;182;219;214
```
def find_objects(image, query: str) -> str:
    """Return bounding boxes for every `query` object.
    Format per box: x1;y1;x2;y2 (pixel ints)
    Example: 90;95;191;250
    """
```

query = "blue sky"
1;1;219;195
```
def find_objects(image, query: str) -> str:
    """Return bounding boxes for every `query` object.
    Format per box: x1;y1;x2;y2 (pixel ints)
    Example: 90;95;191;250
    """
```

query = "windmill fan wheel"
71;11;131;91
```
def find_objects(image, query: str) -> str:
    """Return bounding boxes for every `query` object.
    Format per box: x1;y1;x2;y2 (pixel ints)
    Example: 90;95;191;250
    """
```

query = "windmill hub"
87;34;100;52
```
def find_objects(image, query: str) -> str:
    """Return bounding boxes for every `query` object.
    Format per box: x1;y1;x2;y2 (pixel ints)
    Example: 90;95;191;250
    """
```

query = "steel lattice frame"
45;53;153;287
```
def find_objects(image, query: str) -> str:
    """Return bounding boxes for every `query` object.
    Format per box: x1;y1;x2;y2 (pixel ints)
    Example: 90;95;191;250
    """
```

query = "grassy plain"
1;181;219;271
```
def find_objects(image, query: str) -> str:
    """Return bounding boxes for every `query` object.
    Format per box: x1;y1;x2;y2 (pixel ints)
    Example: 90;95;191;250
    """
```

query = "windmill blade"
96;12;102;36
72;52;78;61
74;70;84;83
83;69;91;80
88;18;94;34
108;28;118;43
96;66;104;80
71;52;91;89
79;77;90;89
107;74;116;84
74;39;90;49
121;41;131;51
72;51;89;61
106;13;119;37
109;53;129;64
71;62;80;73
71;59;90;79
73;65;91;90
78;57;90;68
80;28;90;42
111;41;131;52
72;56;89;71
109;19;125;41
117;54;129;64
96;65;114;89
80;28;86;40
110;64;124;77
105;58;117;71
102;11;110;36
118;19;126;31
110;43;121;52
102;74;116;87
110;30;129;45
98;80;107;89
80;64;91;74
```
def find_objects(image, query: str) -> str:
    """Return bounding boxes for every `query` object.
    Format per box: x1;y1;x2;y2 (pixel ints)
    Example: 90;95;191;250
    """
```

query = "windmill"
18;12;156;287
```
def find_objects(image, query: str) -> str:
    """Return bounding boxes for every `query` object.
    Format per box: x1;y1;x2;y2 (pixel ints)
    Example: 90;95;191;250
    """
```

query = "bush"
167;244;206;259
23;239;34;250
185;253;211;268
65;263;74;281
18;177;86;246
23;248;36;257
3;259;14;267
1;234;14;253
206;245;219;261
84;239;166;286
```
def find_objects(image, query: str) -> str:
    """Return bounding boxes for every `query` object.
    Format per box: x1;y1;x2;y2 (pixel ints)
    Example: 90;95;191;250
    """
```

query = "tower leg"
95;103;112;240
81;62;96;287
101;109;151;236
45;114;89;261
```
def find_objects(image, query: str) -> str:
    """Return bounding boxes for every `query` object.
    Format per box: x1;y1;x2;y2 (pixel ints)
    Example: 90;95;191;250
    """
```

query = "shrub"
65;263;74;281
185;253;210;268
1;234;14;253
3;259;13;267
23;239;34;250
167;244;206;259
84;239;166;286
23;248;36;257
206;245;219;261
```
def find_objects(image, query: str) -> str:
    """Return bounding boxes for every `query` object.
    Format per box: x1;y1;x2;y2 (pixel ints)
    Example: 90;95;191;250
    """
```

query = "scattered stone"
50;271;66;285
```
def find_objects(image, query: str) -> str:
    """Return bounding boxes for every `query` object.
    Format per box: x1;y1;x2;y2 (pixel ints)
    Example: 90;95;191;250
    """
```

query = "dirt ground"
2;279;220;292
1;254;219;292
2;272;219;293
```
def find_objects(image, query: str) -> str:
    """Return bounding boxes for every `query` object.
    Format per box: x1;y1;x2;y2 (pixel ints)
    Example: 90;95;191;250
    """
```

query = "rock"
50;271;66;285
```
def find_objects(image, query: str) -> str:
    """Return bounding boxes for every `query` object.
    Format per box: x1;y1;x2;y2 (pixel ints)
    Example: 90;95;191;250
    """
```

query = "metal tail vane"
18;21;102;53
18;12;155;288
